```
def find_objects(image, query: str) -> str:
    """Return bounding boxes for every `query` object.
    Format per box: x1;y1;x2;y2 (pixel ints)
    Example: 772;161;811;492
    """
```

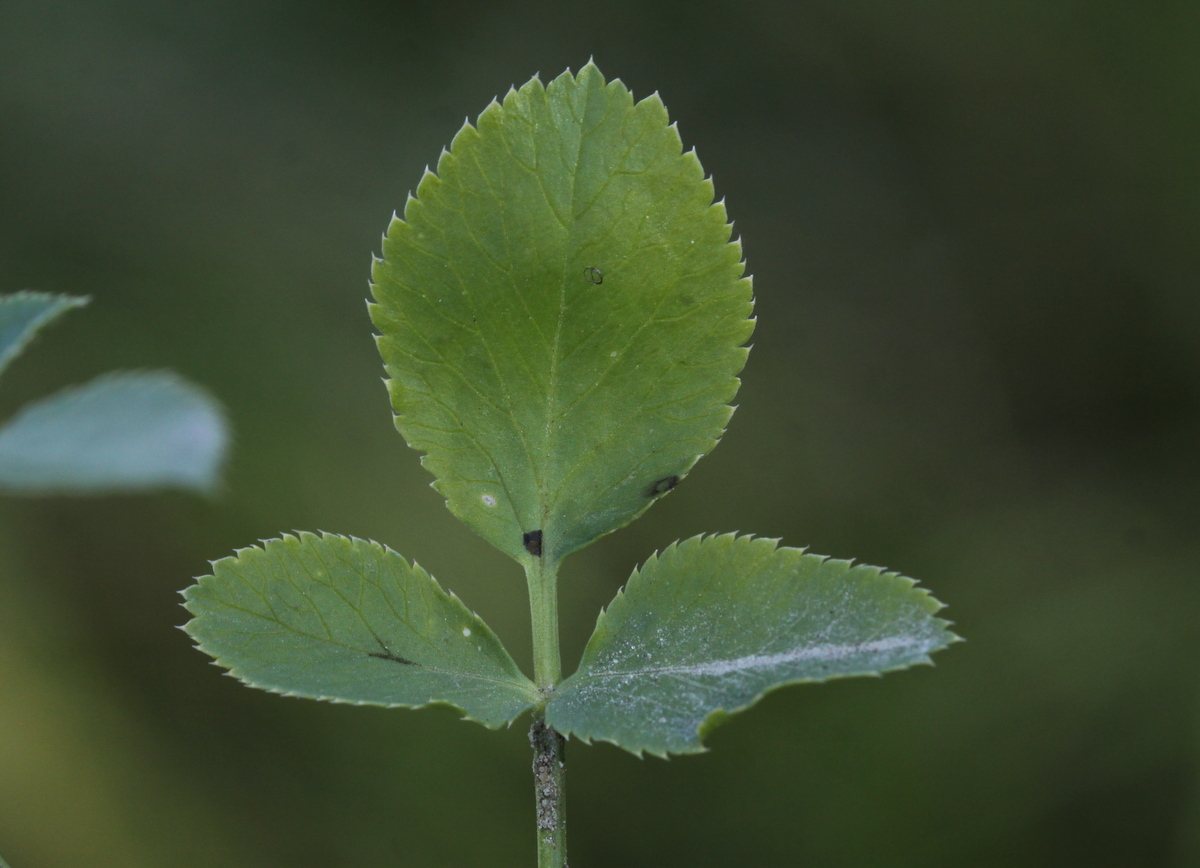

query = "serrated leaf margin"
181;531;540;729
548;533;961;757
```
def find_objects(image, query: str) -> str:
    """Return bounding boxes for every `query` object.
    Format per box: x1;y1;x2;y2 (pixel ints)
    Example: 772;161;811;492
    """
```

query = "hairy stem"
531;713;567;868
527;556;562;689
527;555;566;866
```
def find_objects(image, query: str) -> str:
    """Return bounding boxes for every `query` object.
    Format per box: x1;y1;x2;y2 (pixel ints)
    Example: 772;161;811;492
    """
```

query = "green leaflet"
0;371;228;494
371;62;754;565
0;291;87;377
182;533;539;728
547;534;958;756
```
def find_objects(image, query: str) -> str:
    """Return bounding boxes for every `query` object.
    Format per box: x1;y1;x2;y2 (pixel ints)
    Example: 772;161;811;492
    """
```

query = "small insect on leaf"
648;475;680;497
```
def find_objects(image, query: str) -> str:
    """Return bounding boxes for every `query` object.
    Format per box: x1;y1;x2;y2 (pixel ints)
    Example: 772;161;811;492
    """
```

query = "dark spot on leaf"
524;529;544;557
648;475;680;497
583;266;603;285
370;650;417;666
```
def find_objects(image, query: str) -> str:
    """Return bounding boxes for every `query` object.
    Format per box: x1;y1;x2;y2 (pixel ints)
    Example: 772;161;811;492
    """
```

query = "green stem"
527;555;562;689
526;554;566;867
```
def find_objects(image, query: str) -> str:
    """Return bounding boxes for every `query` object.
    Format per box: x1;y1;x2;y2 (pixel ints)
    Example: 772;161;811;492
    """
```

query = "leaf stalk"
527;555;567;866
527;555;562;690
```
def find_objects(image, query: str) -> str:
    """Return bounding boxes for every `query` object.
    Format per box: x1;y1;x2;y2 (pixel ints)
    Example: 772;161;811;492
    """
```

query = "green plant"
181;63;957;866
0;291;227;494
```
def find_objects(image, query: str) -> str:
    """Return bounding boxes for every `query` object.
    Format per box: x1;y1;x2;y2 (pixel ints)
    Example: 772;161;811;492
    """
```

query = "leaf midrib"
563;635;938;685
539;77;598;530
196;591;537;695
199;542;537;697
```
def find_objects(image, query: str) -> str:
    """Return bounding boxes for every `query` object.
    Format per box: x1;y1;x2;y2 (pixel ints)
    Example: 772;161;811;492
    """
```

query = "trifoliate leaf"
0;371;228;494
0;291;87;378
370;62;753;565
182;533;539;728
546;534;958;756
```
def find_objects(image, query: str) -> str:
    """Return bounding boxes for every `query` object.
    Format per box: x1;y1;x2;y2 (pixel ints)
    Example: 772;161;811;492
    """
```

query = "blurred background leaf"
0;0;1197;866
0;371;227;493
0;292;87;377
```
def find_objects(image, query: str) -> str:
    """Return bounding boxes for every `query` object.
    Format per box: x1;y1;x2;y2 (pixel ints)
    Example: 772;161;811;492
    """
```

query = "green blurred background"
2;1;1199;865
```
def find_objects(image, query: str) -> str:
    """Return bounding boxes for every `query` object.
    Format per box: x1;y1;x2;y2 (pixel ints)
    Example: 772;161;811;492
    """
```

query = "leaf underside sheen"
182;533;539;728
370;62;754;564
0;291;87;377
0;371;228;494
546;534;958;756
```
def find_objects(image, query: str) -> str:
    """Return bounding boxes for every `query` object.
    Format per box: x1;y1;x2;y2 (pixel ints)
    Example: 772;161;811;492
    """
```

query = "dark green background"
2;1;1198;865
